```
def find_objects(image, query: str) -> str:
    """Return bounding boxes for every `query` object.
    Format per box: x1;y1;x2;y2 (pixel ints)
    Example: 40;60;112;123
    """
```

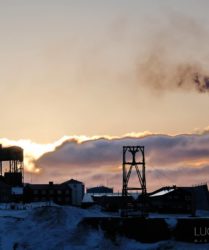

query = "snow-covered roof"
82;194;94;203
130;193;140;200
88;193;123;197
150;188;175;197
86;193;135;197
11;187;23;195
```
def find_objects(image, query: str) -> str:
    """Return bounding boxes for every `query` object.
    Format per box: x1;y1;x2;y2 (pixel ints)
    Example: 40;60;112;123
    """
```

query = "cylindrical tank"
0;146;23;161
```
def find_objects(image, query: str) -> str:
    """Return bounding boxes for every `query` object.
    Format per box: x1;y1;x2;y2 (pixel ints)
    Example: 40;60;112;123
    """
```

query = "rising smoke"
39;9;209;95
137;54;209;93
133;13;209;93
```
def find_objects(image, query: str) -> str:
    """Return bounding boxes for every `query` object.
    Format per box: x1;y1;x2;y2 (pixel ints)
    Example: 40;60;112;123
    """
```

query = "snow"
0;204;208;249
149;210;209;219
82;193;141;203
82;193;94;203
149;213;191;219
150;188;175;197
88;193;123;197
11;187;23;195
196;210;209;217
165;218;178;229
0;203;109;250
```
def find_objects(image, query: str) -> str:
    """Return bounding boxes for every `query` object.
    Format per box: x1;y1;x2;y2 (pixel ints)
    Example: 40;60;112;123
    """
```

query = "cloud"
2;131;209;191
33;132;209;191
0;136;71;172
147;165;209;189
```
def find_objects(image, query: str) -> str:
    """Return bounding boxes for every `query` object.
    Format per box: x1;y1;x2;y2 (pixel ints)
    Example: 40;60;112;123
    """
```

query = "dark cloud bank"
34;132;209;191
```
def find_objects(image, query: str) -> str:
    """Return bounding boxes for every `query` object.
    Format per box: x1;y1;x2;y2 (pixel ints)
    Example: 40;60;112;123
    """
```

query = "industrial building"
147;184;209;214
24;182;72;205
1;142;209;216
87;186;113;194
24;179;85;206
0;181;11;202
0;145;85;206
62;179;85;206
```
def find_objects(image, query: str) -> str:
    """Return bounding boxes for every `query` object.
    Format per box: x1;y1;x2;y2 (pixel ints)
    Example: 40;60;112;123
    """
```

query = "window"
49;190;54;195
185;195;191;201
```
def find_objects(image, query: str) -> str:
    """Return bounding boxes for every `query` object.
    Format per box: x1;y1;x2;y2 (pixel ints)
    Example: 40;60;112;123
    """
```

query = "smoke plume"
137;55;209;93
134;13;209;93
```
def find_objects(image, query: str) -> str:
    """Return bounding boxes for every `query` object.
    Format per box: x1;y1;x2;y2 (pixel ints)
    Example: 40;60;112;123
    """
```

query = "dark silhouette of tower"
122;146;146;196
122;146;147;216
0;145;24;186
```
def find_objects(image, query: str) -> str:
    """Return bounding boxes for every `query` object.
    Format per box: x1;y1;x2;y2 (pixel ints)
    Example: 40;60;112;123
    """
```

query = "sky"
1;0;209;191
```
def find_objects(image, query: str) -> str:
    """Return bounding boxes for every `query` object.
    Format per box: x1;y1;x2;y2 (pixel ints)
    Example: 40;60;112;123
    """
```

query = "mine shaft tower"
122;146;146;197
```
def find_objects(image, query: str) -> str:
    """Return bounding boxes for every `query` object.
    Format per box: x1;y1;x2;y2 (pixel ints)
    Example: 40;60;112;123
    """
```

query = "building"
98;195;135;212
83;186;113;208
24;179;85;206
147;184;209;214
81;193;95;208
0;181;11;202
11;187;24;203
62;179;85;206
0;145;86;206
4;172;23;186
87;186;113;194
192;184;209;210
24;181;72;205
82;192;137;211
147;186;192;213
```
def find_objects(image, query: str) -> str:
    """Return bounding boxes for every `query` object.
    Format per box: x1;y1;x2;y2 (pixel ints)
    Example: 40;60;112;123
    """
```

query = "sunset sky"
1;1;209;191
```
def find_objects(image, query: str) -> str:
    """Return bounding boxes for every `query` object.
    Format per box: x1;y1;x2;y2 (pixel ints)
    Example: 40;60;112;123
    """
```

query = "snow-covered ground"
150;210;209;218
0;204;208;249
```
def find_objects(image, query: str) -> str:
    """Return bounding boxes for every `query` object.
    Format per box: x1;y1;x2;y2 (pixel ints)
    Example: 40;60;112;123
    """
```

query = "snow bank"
165;218;177;230
0;205;208;249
